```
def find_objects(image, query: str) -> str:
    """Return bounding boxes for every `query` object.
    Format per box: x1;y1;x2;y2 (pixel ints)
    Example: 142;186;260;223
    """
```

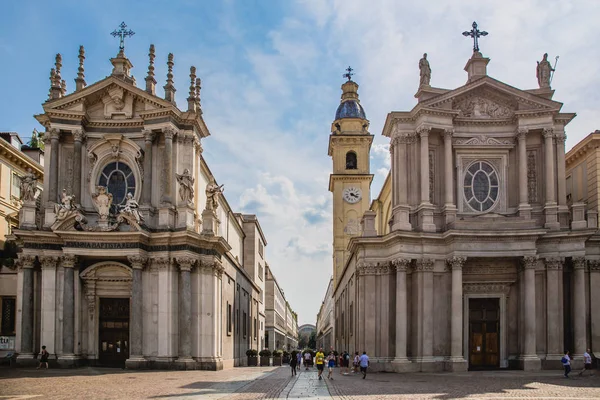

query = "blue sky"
2;0;599;325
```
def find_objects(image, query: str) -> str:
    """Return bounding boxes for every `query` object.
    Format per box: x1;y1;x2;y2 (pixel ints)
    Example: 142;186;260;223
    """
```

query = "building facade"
0;132;44;356
298;323;316;348
316;278;334;351
329;50;599;372
7;44;284;370
264;264;297;351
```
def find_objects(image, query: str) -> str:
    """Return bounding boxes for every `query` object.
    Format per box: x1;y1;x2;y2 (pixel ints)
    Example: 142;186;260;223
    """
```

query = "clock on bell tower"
328;69;373;289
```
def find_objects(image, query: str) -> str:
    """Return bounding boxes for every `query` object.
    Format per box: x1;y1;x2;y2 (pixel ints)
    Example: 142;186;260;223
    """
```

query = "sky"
1;0;599;326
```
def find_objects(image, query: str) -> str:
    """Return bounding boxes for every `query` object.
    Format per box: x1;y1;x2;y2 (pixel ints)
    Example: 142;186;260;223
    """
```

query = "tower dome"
335;79;367;120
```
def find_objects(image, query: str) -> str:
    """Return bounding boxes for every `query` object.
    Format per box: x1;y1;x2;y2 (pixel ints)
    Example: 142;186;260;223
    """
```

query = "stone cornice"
0;138;44;178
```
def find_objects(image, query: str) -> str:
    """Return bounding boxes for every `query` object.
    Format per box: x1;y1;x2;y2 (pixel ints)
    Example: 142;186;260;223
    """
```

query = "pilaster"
447;256;468;371
589;260;600;355
543;128;559;230
16;254;36;365
126;255;147;368
390;132;413;231
519;256;541;370
391;258;411;371
414;258;434;366
572;257;587;358
443;129;457;227
39;256;59;359
176;257;196;369
58;255;77;366
517;128;532;218
544;257;564;367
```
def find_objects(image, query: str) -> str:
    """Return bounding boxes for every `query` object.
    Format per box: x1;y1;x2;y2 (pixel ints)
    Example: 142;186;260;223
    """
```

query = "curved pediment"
80;261;132;280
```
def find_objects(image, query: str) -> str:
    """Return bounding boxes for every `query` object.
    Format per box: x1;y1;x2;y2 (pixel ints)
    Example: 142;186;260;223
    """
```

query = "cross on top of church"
111;22;135;52
462;21;488;53
343;66;354;81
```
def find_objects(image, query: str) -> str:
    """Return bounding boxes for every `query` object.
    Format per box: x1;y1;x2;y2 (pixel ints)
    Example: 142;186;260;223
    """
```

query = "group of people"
561;349;594;378
290;348;370;379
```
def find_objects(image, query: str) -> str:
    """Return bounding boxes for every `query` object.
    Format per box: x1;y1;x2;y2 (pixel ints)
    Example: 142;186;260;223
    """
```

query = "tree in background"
308;331;317;349
28;129;44;150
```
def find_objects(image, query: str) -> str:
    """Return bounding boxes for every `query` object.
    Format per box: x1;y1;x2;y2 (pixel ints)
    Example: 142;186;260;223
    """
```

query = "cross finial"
111;22;135;53
343;66;354;81
462;21;488;53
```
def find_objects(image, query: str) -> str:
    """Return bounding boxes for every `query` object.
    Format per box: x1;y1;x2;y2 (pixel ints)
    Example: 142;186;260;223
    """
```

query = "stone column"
72;129;85;202
177;257;195;364
448;256;467;369
197;260;224;370
555;132;567;206
543;128;556;203
392;259;410;367
47;129;60;203
416;258;434;362
589;260;600;354
61;255;77;357
443;130;454;205
419;127;431;204
391;132;412;231
545;258;563;362
127;256;147;366
517;129;530;214
156;258;176;363
142;131;154;205
573;257;587;357
520;256;540;370
161;127;175;204
39;256;58;356
18;255;36;355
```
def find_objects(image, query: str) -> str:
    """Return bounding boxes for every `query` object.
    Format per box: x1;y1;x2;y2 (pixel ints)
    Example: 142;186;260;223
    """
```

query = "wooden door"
98;298;130;367
469;298;499;369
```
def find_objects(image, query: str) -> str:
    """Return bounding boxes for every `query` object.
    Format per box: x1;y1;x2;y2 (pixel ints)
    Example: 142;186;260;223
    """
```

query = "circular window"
98;161;136;205
463;161;499;212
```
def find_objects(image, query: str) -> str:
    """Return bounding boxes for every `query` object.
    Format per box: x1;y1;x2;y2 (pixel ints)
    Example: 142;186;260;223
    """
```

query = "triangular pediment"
422;77;563;119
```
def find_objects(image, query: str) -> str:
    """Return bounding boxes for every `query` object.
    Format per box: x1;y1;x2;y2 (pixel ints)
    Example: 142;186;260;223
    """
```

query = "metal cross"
343;66;354;81
111;22;135;51
462;21;488;53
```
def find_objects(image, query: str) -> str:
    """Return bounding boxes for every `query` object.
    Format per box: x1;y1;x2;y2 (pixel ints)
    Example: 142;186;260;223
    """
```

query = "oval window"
98;162;135;205
463;161;499;212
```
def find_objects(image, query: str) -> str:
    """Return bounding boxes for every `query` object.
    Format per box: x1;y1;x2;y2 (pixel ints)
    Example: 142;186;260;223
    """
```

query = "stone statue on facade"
119;192;143;223
536;53;554;88
19;169;38;202
176;168;195;205
91;186;113;222
54;189;77;221
419;53;431;86
205;177;224;211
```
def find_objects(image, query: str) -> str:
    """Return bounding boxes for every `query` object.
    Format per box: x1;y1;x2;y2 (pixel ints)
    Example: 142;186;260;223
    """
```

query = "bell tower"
328;70;373;288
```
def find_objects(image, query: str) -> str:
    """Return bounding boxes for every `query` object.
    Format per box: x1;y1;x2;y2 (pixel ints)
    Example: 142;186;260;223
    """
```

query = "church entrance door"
468;298;499;369
98;298;130;367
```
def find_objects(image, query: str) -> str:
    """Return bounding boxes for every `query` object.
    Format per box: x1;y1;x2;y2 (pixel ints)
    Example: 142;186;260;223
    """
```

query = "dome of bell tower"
334;78;366;120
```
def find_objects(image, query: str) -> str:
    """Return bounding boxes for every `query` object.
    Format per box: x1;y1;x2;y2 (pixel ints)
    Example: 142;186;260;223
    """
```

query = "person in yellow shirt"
315;347;325;380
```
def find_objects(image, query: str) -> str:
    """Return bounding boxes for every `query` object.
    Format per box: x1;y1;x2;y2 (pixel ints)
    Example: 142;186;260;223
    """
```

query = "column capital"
162;127;177;140
516;128;528;141
554;133;567;144
573;256;587;270
176;257;196;272
544;257;563;270
39;255;59;269
61;254;78;268
73;128;86;143
128;255;148;270
520;255;538;270
417;126;432;138
414;258;434;272
198;259;224;277
542;127;554;139
588;260;600;271
391;131;416;145
44;128;60;142
391;258;411;272
446;256;466;270
16;254;36;269
142;130;156;143
193;137;203;154
443;128;454;139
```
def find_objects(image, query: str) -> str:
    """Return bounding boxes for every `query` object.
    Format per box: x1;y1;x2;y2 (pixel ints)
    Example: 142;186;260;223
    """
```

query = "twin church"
328;42;599;370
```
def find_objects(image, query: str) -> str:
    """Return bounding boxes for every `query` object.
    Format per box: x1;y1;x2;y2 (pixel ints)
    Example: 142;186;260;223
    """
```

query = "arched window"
345;151;357;170
98;161;136;205
463;161;499;212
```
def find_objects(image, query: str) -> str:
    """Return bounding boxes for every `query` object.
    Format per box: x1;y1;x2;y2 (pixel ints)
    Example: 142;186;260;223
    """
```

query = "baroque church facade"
329;50;599;371
9;43;277;370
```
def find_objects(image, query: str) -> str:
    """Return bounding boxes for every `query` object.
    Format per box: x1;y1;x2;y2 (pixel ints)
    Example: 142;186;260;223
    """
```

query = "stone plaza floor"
1;365;600;399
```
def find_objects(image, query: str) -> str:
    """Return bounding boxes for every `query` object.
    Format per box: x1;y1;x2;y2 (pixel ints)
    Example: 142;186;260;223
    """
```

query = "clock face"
343;187;362;204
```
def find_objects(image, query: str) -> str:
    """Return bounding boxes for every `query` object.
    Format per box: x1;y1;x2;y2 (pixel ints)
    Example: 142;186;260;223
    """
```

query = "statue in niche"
419;53;431;86
536;53;554;88
19;168;38;202
176;168;195;205
54;189;77;221
205;177;224;211
119;192;143;223
91;186;113;222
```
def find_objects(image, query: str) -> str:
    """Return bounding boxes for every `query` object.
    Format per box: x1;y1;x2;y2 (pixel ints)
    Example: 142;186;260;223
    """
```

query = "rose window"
98;162;136;205
463;161;499;212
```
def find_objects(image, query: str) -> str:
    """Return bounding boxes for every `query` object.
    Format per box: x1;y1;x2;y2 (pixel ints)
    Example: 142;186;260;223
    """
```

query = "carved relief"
588;260;600;271
429;150;435;203
463;282;513;294
453;135;514;146
102;85;134;119
65;151;73;194
527;150;537;203
91;186;113;223
453;96;513;119
414;258;434;272
356;262;392;275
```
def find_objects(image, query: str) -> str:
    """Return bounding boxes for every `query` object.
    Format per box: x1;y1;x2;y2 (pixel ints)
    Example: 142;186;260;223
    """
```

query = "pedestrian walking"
290;353;297;376
561;350;571;378
353;352;360;373
327;351;335;380
304;351;312;370
315;347;325;380
578;348;593;377
37;345;49;370
359;351;369;379
342;351;350;375
296;351;302;371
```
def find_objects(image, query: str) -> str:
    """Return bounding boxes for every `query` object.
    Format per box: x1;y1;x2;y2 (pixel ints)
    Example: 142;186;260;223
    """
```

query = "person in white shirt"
562;350;571;378
303;351;312;371
578;349;593;377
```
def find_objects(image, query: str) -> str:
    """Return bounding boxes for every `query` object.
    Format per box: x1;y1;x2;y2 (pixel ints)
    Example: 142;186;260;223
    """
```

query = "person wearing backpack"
561;350;571;378
343;351;350;375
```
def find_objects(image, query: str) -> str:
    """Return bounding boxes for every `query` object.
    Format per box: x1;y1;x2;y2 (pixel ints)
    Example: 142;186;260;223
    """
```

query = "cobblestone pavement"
325;368;600;399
